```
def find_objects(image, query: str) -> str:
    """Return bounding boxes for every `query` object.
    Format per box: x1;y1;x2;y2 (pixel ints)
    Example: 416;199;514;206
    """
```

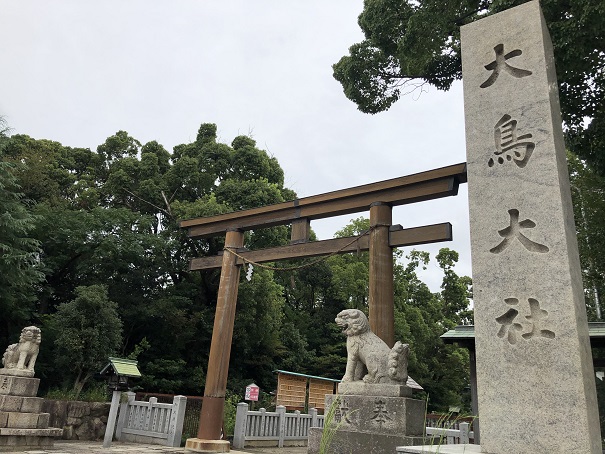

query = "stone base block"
0;368;34;378
185;438;230;452
0;427;63;436
338;382;412;397
0;427;63;452
0;376;39;397
0;436;54;451
0;395;43;413
0;411;51;429
325;394;425;436
308;427;425;454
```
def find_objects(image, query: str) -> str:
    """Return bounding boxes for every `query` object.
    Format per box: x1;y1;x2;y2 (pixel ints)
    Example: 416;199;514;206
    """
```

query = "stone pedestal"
0;375;62;451
308;388;426;454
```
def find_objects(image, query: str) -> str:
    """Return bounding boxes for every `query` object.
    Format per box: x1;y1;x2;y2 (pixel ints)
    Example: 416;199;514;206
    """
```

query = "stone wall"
41;399;110;440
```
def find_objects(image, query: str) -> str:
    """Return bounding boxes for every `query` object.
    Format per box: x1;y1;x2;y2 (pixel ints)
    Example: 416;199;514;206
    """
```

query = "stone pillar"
369;202;394;347
232;402;248;449
167;395;187;447
461;1;601;453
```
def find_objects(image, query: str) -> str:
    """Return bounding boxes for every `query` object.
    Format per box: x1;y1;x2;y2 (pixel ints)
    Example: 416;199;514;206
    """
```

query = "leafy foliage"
568;152;605;321
2;120;474;412
2;123;295;396
0;122;44;345
334;0;605;174
51;285;122;397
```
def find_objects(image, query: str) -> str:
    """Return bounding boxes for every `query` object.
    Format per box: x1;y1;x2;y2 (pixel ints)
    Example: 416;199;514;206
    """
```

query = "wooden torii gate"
180;163;467;451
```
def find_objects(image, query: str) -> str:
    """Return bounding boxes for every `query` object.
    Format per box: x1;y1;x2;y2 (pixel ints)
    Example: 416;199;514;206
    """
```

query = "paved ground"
7;441;308;454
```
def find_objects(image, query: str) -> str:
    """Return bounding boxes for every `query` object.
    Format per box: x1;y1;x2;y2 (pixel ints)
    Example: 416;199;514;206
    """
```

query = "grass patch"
44;384;109;402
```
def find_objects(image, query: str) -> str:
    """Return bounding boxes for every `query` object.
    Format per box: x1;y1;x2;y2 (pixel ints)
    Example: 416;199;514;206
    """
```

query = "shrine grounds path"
15;440;309;454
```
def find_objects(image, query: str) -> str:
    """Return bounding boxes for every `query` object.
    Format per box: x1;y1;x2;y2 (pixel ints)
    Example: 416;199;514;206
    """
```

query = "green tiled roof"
441;325;475;339
100;357;141;378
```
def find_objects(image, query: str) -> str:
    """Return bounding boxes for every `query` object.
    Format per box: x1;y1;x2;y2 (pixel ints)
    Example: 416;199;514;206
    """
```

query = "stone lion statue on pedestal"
336;309;408;385
1;326;41;377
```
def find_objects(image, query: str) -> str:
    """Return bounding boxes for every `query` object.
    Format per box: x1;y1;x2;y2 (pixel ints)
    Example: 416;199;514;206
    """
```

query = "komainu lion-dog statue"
1;326;41;377
336;309;408;385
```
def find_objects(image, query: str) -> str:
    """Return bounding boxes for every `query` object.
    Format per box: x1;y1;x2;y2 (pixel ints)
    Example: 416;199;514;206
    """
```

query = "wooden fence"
233;403;324;449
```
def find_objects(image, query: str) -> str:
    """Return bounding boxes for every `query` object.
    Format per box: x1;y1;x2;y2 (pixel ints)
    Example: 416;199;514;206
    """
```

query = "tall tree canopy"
2;121;473;411
333;0;605;173
2;123;293;395
0;118;43;342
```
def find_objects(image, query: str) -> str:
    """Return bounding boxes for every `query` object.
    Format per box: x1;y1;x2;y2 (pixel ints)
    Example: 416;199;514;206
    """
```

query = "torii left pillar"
186;228;244;453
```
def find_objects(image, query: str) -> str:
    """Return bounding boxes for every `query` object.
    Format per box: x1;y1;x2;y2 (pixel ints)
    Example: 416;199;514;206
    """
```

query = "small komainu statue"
1;326;41;377
336;309;408;385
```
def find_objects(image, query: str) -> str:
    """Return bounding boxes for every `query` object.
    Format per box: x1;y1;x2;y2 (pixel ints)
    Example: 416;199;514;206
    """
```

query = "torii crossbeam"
180;163;467;452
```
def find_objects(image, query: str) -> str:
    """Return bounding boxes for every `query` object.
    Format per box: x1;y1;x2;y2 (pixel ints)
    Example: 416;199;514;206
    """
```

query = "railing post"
294;410;301;437
233;402;249;449
167;395;187;447
115;391;135;440
144;397;156;430
460;422;470;444
260;408;267;436
277;405;286;448
310;408;318;428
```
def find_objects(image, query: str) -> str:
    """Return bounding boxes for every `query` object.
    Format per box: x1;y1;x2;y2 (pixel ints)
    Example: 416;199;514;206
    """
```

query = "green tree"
328;218;371;310
393;249;470;411
231;267;286;388
333;0;605;174
4;122;296;395
51;285;122;397
0;119;44;344
436;248;473;327
568;152;605;320
278;216;471;410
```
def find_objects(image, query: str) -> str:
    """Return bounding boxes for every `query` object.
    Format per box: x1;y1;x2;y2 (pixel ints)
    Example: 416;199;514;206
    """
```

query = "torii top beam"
180;163;467;239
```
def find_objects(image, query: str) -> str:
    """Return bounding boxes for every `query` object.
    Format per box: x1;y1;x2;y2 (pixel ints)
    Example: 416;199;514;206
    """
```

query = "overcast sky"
0;0;470;291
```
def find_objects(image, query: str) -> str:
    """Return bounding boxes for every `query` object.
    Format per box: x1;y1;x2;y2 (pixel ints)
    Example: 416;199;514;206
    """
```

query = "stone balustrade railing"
114;391;186;447
232;403;324;449
424;422;473;445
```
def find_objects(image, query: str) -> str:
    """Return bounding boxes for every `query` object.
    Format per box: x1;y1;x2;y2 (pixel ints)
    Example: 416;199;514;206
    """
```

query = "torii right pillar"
461;2;601;453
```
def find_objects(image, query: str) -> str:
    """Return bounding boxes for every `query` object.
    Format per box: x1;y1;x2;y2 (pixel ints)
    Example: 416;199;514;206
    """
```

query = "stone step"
0;427;62;436
0;427;63;451
0;411;50;429
0;395;43;413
